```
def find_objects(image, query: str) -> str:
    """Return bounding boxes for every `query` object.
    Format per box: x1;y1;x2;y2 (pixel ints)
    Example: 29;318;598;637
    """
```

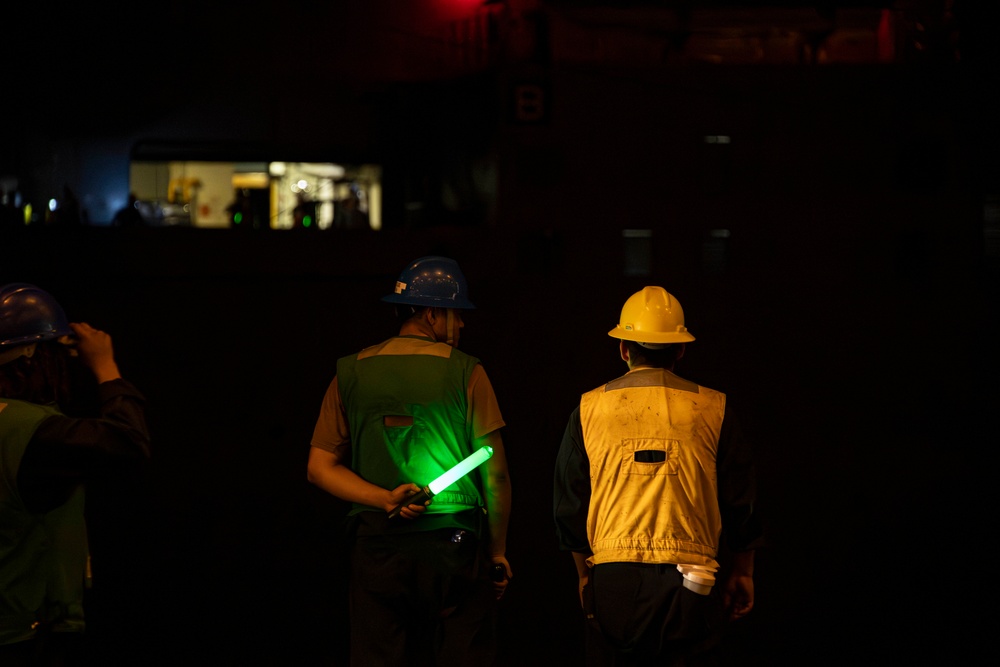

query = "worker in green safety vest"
0;283;150;665
308;256;512;667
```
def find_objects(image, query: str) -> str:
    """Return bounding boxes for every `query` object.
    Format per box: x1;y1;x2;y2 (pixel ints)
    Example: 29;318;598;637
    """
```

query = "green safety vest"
0;399;87;645
337;336;486;525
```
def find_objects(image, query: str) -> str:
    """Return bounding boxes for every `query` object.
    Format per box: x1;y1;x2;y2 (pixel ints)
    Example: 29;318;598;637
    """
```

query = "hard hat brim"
1;328;75;348
608;327;695;344
381;294;476;309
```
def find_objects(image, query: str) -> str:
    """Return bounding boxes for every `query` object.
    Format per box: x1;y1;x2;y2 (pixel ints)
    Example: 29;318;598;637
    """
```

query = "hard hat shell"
381;256;476;310
608;286;695;344
0;283;73;347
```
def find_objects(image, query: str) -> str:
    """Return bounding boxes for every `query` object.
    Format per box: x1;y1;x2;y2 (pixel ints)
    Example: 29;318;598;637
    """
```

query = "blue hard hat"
381;256;476;310
0;283;73;347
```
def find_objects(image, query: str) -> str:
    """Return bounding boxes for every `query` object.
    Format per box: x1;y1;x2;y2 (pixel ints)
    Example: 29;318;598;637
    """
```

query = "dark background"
3;1;999;665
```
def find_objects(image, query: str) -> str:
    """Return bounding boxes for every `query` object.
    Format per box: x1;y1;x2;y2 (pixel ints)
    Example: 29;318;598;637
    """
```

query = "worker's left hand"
723;573;754;620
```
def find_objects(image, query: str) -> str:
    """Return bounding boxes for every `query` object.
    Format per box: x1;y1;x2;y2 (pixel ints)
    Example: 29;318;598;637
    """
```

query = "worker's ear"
676;343;686;362
619;340;629;363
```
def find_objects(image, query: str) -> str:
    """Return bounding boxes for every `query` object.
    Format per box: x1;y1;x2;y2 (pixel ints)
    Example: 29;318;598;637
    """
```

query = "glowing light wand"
387;446;494;519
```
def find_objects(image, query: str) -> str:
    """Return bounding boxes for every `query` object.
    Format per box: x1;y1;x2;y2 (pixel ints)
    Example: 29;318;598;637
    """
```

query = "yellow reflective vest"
580;367;725;569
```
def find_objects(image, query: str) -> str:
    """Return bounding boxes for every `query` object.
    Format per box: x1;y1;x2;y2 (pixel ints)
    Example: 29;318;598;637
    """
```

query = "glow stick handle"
386;486;431;519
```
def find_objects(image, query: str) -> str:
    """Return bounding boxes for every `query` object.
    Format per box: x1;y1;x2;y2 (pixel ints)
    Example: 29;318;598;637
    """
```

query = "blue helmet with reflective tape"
381;256;476;310
0;283;73;347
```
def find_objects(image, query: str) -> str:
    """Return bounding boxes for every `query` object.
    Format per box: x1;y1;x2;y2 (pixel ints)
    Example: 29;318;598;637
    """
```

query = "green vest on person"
0;399;88;645
336;336;486;528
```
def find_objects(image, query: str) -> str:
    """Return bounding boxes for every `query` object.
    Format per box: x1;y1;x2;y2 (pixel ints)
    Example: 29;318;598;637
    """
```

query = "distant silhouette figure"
335;190;370;230
49;184;83;228
292;193;318;230
1;187;23;232
226;188;257;230
112;193;145;228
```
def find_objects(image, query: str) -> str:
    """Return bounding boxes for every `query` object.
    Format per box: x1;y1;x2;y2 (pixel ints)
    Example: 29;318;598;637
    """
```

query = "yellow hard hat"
608;286;695;345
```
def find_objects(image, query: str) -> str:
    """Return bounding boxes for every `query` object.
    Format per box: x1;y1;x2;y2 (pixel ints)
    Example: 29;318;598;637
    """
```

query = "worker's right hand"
490;556;512;600
69;322;121;383
386;483;428;519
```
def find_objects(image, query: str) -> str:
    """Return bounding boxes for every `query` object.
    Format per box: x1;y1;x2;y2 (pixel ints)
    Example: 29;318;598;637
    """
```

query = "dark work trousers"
349;527;499;667
585;563;727;667
0;631;85;667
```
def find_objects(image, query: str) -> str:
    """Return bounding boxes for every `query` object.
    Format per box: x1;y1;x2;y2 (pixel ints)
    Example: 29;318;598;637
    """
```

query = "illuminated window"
128;155;381;230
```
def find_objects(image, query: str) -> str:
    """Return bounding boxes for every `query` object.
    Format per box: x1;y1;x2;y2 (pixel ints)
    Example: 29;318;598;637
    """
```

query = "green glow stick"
387;446;494;518
428;445;492;494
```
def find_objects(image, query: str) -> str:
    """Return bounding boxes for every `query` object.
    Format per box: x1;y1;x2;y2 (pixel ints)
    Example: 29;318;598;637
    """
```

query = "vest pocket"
622;438;678;476
381;405;441;481
383;413;423;471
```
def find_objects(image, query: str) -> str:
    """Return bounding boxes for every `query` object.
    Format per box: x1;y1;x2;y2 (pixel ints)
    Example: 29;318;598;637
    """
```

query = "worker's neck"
627;363;674;372
400;319;436;341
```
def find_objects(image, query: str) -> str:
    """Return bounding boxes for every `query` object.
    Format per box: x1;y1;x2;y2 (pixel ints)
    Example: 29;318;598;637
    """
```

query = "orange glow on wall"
877;9;895;63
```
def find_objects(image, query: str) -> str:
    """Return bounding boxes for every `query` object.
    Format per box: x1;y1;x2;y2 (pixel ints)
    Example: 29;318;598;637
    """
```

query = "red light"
434;0;490;19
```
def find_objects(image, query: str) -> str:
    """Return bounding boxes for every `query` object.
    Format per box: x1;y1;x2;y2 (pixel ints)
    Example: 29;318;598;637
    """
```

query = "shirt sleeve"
468;364;505;440
310;375;351;453
553;405;592;553
717;405;765;552
17;378;151;513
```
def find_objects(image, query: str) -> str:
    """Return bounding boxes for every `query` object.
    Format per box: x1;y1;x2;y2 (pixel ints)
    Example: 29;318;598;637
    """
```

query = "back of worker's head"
620;340;685;369
0;283;76;406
